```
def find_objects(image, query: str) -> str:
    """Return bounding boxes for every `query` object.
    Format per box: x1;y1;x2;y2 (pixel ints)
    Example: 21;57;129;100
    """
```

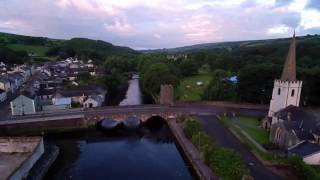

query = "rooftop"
288;141;320;157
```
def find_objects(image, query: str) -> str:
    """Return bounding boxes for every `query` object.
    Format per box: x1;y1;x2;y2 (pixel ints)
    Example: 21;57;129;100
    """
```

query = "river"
119;74;142;106
44;125;194;180
44;76;194;179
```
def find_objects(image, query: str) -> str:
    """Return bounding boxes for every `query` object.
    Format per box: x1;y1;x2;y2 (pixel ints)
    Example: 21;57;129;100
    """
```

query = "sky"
0;0;320;49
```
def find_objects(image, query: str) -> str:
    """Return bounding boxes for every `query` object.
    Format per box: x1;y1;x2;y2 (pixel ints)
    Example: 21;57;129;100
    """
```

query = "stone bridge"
0;105;192;135
0;102;268;136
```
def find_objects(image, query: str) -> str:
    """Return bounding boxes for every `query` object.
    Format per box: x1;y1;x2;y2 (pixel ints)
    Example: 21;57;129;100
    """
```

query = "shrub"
289;156;320;180
182;117;247;179
183;117;202;138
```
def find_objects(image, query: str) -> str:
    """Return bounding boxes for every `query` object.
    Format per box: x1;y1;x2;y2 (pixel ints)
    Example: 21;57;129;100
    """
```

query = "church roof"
275;105;320;140
281;32;296;81
288;141;320;157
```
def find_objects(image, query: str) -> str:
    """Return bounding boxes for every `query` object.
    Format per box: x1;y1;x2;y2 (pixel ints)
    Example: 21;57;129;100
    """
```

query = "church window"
291;89;295;97
278;88;281;95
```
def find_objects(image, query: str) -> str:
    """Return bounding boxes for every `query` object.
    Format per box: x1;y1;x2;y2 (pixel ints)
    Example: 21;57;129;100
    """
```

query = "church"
265;32;320;165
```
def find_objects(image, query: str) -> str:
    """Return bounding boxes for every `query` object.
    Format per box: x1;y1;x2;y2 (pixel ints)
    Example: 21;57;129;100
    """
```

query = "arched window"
291;89;295;97
278;88;281;95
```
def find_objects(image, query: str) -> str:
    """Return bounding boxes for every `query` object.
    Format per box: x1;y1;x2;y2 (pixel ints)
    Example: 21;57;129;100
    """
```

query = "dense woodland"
138;34;320;106
1;32;320;106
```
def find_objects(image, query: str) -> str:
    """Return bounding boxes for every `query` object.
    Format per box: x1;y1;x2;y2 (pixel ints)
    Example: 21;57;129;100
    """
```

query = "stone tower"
159;84;174;105
268;32;302;117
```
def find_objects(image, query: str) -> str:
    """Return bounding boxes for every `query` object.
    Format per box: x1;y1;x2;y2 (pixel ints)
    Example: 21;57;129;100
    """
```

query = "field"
176;73;212;101
7;44;49;56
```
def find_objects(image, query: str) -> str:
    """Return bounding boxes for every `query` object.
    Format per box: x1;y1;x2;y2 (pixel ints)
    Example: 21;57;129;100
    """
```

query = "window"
278;88;281;95
291;89;295;97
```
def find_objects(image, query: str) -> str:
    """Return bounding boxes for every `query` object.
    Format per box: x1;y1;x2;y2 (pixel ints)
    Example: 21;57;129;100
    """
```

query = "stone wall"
9;137;44;180
159;84;174;105
0;137;42;153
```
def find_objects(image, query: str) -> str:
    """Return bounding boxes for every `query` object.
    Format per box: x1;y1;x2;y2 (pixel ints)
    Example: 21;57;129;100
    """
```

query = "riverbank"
168;120;216;180
26;144;59;180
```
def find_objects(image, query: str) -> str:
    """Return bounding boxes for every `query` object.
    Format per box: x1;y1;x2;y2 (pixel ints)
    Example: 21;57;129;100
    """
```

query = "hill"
0;32;138;64
142;34;320;54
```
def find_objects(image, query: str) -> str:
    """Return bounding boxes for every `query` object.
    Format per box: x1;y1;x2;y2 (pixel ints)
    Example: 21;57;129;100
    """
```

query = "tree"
300;66;320;106
179;58;199;77
203;69;236;101
238;63;281;104
141;63;178;101
104;55;136;74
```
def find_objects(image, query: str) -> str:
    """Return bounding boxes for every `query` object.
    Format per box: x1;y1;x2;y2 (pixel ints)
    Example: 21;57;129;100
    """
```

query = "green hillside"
0;32;138;64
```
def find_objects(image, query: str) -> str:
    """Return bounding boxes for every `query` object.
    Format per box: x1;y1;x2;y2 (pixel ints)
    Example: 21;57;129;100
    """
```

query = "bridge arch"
143;115;167;131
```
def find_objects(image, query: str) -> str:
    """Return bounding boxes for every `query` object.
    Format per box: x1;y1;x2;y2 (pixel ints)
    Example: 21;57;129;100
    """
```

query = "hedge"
183;117;248;179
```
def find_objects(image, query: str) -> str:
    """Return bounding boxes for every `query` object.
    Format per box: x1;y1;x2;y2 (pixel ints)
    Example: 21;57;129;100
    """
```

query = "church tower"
268;32;302;117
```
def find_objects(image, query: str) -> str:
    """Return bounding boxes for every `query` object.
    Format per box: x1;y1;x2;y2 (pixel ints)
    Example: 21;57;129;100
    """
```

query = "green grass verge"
182;116;249;179
236;116;269;145
238;116;260;126
239;125;269;145
176;74;212;101
7;44;49;56
219;116;287;163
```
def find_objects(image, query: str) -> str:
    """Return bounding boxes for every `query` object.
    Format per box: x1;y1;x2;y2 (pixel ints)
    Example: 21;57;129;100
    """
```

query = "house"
54;86;106;104
37;88;56;100
52;97;71;107
83;95;104;108
10;94;37;116
288;141;320;165
42;97;72;111
0;90;7;102
0;77;11;92
7;76;18;93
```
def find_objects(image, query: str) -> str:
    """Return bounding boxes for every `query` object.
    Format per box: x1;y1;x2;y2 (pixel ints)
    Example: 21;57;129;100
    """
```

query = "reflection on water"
44;125;193;180
119;74;142;106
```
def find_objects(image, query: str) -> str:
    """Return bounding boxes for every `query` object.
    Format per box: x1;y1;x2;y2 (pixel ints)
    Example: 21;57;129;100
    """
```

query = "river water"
44;125;194;180
44;77;194;179
119;74;142;106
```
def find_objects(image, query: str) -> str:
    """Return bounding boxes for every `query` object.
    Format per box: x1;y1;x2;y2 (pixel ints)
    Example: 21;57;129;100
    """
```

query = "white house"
0;90;7;102
52;97;72;107
288;141;320;165
83;95;103;108
10;95;36;116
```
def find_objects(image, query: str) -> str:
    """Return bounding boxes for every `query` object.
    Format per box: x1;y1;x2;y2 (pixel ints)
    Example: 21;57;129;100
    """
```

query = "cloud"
275;0;294;6
306;0;320;10
0;0;319;49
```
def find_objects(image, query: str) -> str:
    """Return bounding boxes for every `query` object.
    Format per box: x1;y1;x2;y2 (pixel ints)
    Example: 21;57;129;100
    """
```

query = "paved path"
198;115;280;180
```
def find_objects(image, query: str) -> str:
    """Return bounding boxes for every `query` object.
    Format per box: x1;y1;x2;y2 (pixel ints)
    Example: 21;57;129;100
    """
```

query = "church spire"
281;31;296;81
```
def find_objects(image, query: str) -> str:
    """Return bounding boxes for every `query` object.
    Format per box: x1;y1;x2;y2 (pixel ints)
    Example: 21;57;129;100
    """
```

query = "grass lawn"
238;124;269;145
7;44;49;56
237;116;269;145
176;73;212;101
238;116;260;126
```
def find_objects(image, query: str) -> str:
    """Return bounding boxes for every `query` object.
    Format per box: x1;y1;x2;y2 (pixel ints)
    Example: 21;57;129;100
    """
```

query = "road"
198;115;279;180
